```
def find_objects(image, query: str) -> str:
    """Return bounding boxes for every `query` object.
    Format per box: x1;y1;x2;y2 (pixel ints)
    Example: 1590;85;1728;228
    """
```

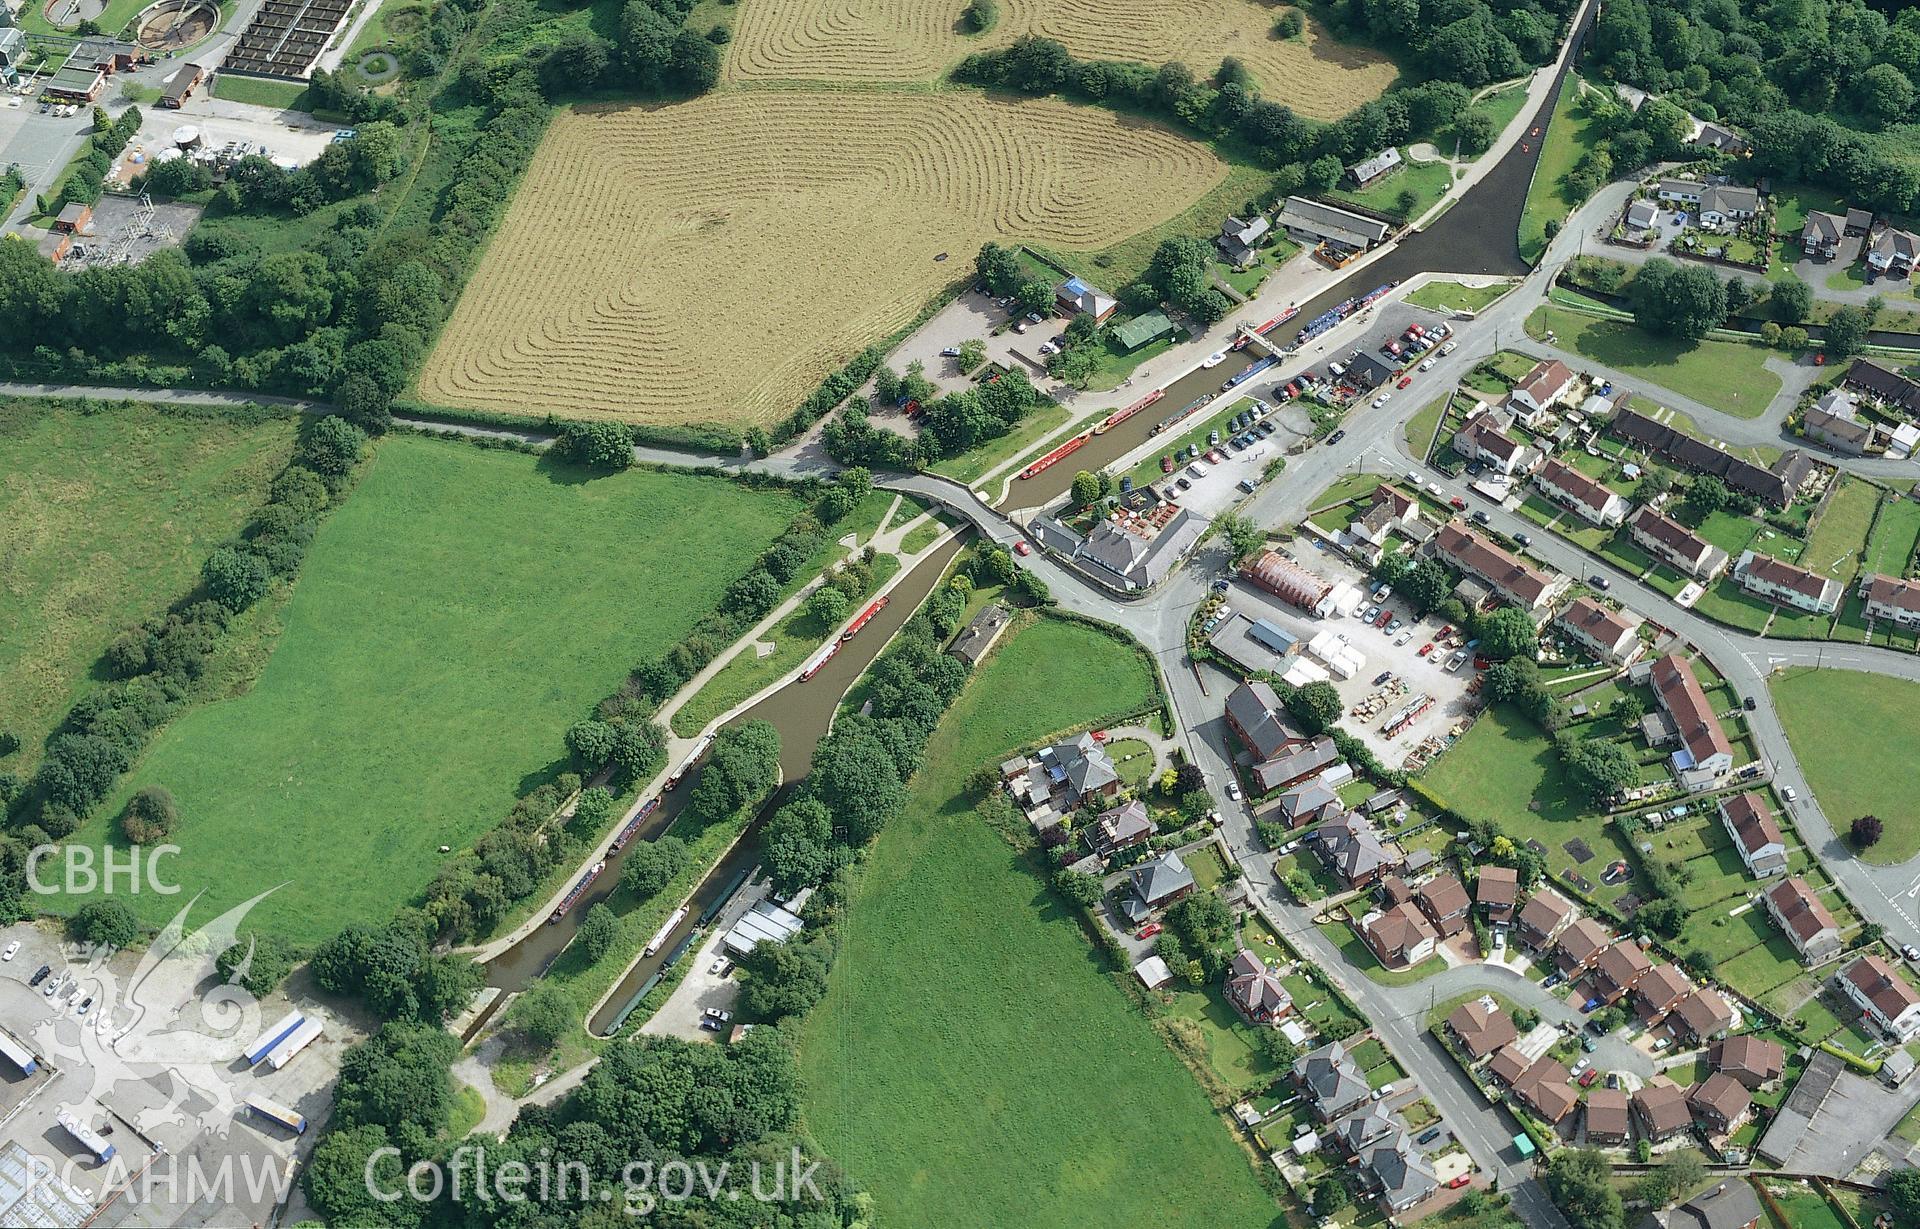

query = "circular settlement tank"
171;124;200;149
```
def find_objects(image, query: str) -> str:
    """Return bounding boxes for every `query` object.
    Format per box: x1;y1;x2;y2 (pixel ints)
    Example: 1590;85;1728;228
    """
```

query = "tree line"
1591;0;1920;213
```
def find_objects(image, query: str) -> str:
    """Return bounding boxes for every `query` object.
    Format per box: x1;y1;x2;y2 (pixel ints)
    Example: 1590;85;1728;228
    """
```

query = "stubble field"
723;0;1395;116
416;90;1229;427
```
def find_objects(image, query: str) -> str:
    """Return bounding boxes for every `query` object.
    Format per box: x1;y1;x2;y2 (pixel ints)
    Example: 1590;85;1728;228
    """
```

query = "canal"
1013;4;1590;509
482;535;969;1020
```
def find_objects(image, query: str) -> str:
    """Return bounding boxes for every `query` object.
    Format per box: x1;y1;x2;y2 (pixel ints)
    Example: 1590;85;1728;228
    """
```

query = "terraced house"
1555;597;1642;664
1733;550;1840;615
1633;963;1693;1024
1719;792;1787;878
1516;889;1575;950
1532;457;1628;526
1554;917;1613;975
1591;939;1653;1004
1433;523;1565;615
1861;573;1920;628
1630;507;1728;582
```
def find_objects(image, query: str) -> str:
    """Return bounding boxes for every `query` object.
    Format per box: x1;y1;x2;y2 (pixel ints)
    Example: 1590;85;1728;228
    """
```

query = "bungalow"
1361;1131;1440;1214
1216;214;1272;267
1803;390;1874;456
1276;780;1344;828
1447;998;1519;1061
1611;408;1815;509
1630;507;1729;581
1534;458;1629;526
948;602;1013;666
1488;1044;1532;1089
1642;652;1735;792
1867;227;1920;276
1861;573;1920;628
1225;949;1294;1025
1516;889;1576;950
1633;963;1693;1024
1711;1035;1785;1090
1054;276;1118;324
1476;865;1519;920
1801;210;1846;259
1720;792;1788;878
1689;1072;1753;1134
1513;1057;1578;1123
1252;734;1341;795
1556;597;1642;665
1845;360;1920;415
1626;198;1661;233
1276;196;1392;252
1452;411;1539;476
1655;179;1761;229
1316;811;1401;889
1089;798;1153;859
1363;902;1438;968
1585;1087;1631;1145
1670;988;1741;1045
1123;850;1195;924
1509;358;1579;419
1347;147;1404;190
1592;939;1653;1003
1644;1183;1763;1229
1632;1083;1694;1142
1839;954;1920;1042
1226;680;1308;761
1765;876;1842;963
1694;122;1748;154
1734;550;1840;615
1554;916;1613;975
1415;872;1472;937
1433;523;1566;615
1295;1040;1373;1120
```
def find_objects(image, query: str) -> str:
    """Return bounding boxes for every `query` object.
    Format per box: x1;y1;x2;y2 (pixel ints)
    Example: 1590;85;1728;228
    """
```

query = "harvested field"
418;91;1227;428
724;0;1394;116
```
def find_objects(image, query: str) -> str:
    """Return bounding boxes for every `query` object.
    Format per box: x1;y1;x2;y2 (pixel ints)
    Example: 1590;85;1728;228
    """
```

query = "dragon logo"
31;888;283;1140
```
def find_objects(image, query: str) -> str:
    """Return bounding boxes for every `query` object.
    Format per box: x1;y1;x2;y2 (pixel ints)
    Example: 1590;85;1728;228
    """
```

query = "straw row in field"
417;90;1228;427
725;0;1396;119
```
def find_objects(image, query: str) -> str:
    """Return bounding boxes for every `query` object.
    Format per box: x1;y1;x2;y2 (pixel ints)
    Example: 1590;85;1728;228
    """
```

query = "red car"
1418;643;1434;657
1397;376;1413;389
1137;922;1162;940
1013;540;1032;556
1449;1175;1472;1190
1579;1068;1600;1088
1438;625;1454;638
1374;608;1393;629
1160;454;1174;473
1449;496;1467;511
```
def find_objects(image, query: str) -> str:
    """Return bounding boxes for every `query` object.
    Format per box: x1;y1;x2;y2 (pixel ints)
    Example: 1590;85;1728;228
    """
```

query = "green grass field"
68;437;800;943
210;75;311;111
0;402;297;778
1519;77;1606;264
1866;495;1920;576
1406;280;1511;315
932;402;1074;489
1803;478;1879;582
1773;668;1920;863
1421;704;1646;909
1527;306;1782;418
796;614;1277;1229
1405;395;1453;460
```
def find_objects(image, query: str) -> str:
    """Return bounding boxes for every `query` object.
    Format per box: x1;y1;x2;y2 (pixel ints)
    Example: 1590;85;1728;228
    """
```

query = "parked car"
1590;574;1611;590
1138;922;1163;940
1373;584;1392;602
1397;376;1413;389
1542;972;1563;989
1226;781;1243;802
76;996;91;1016
1449;496;1467;511
1418;643;1434;657
1471;510;1490;525
709;957;732;975
939;346;960;358
28;965;49;987
1;942;17;962
1782;786;1798;803
1371;392;1391;409
1743;696;1757;711
703;1007;733;1023
1372;671;1393;686
1513;532;1531;547
1419;357;1436;372
1425;482;1444;498
1449;1175;1471;1189
1580;1036;1598;1054
1904;944;1920;962
1417;1128;1443;1145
